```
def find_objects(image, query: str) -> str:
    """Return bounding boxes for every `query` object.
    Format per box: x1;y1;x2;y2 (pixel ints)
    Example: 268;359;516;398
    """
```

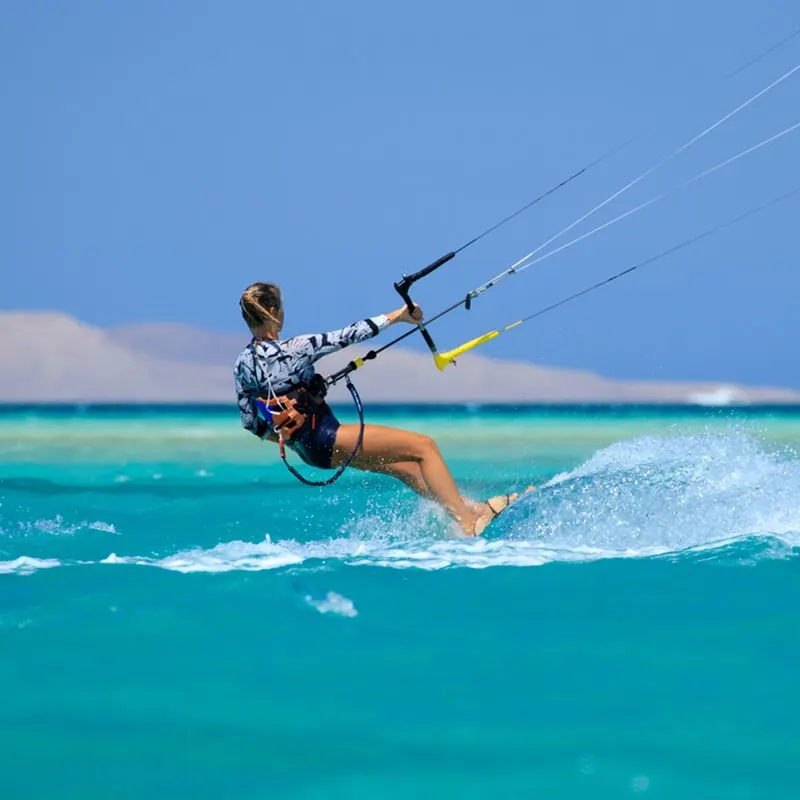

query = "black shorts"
286;403;341;469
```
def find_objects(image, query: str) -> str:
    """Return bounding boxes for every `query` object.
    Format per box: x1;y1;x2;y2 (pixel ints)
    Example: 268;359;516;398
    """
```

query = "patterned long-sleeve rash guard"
233;315;392;439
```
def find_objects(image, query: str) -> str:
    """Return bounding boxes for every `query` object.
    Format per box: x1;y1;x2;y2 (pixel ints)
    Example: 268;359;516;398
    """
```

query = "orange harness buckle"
257;394;307;441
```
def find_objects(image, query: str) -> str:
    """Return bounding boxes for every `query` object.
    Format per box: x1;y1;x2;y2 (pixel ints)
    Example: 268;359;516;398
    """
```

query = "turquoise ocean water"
1;403;799;798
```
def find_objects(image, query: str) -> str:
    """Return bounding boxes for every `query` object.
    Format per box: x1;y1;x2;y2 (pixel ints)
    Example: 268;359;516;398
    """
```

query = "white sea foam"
305;591;358;617
21;515;84;536
15;516;118;537
101;539;303;572
535;431;800;553
104;532;796;574
88;521;117;534
0;556;61;575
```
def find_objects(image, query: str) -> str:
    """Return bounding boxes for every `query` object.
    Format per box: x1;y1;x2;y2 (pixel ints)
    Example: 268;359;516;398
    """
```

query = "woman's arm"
282;305;421;367
234;305;421;437
234;350;272;439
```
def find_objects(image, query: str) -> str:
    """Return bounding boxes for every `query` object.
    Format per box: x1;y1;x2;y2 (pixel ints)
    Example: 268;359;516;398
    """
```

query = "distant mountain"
1;311;798;405
0;313;234;402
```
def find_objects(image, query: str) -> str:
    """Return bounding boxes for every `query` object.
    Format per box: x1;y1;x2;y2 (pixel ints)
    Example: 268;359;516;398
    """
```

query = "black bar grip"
393;250;457;312
393;279;440;353
408;250;456;283
393;277;417;315
391;250;457;355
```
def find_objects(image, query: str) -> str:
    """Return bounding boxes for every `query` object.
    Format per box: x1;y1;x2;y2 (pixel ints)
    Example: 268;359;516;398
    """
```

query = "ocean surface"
1;403;799;799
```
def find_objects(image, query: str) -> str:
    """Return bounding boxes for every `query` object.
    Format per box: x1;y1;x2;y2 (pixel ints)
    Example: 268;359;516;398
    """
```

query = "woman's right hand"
389;304;423;325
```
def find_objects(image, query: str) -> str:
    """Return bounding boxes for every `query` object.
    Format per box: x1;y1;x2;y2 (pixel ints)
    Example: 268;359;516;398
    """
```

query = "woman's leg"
353;460;485;513
351;459;431;498
331;423;487;534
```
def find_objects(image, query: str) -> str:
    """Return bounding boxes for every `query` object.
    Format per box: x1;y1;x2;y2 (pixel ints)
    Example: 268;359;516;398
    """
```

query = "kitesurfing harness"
257;373;365;487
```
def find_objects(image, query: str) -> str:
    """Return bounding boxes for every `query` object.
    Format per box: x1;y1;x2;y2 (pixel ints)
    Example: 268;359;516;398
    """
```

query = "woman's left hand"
390;304;423;325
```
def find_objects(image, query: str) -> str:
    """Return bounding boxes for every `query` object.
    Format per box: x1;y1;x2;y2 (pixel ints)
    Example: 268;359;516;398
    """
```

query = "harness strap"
267;396;307;439
277;375;365;487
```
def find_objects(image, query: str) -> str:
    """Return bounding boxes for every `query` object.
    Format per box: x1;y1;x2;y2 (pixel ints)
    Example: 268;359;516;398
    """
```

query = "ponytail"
239;283;282;330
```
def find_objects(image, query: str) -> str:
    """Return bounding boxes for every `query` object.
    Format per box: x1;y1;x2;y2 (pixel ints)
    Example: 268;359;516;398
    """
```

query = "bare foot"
470;486;537;537
461;496;484;512
462;486;534;514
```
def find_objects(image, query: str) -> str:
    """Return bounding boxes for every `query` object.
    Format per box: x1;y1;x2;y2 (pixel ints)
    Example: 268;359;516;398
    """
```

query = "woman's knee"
413;433;440;459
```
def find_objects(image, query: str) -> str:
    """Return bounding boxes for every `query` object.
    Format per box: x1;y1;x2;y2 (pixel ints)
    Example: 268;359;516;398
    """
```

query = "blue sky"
2;0;799;386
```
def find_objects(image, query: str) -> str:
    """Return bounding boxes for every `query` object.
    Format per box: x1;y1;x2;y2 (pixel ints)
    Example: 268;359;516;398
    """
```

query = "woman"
233;282;529;536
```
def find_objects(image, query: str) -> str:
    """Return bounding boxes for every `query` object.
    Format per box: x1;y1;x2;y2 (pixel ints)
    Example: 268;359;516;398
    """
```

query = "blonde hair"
239;282;282;330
